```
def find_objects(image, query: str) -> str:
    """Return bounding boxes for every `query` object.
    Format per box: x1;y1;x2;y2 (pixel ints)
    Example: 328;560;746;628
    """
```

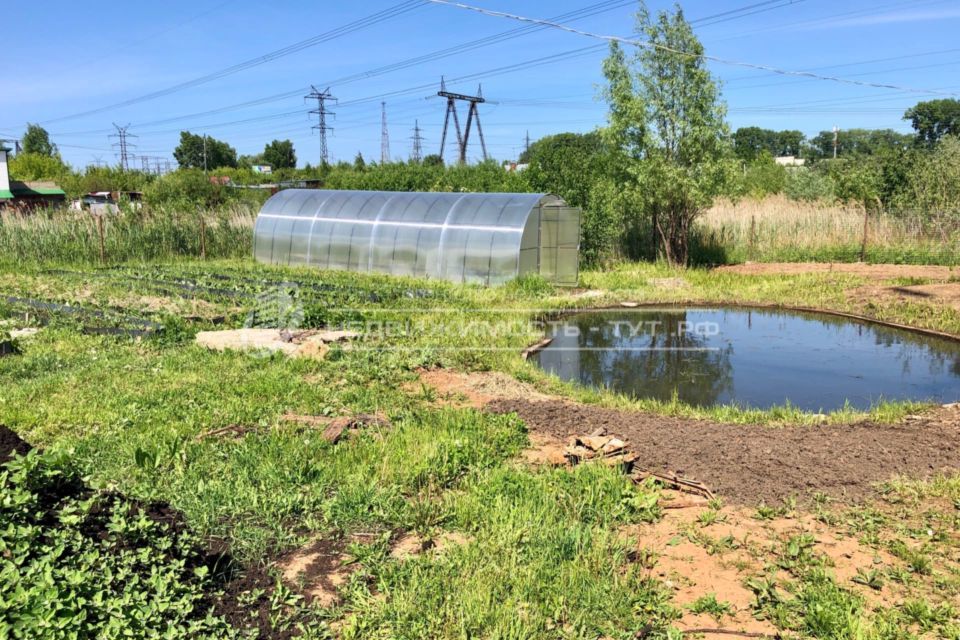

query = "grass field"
2;259;959;639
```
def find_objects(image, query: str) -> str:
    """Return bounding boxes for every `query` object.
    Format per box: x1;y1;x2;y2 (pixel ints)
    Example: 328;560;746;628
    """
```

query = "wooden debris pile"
564;429;637;468
561;428;715;500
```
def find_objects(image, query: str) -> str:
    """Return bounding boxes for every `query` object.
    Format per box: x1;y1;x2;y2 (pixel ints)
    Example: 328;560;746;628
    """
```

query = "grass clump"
687;593;733;621
338;465;673;639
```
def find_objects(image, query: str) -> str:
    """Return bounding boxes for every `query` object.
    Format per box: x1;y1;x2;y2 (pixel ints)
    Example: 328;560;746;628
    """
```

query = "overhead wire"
423;0;960;98
40;0;427;125
47;0;800;137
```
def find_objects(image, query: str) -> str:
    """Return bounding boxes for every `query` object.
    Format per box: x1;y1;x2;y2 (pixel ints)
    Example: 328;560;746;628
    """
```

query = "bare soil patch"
715;262;958;280
277;537;358;608
487;399;960;505
621;505;775;636
415;368;555;409
621;495;902;633
389;530;472;560
0;425;31;463
851;282;960;312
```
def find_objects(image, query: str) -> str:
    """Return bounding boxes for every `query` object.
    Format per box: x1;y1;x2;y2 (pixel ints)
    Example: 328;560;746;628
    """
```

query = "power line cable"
103;0;636;132
40;1;426;125
424;0;960;97
46;0;792;137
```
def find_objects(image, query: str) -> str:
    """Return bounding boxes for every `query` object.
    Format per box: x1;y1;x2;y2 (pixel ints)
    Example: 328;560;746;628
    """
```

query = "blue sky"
3;0;959;168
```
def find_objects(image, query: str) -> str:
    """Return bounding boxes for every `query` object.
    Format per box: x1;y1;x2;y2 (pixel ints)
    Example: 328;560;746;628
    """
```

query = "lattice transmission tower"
437;77;488;164
411;120;424;163
380;101;391;164
306;86;336;164
110;123;137;171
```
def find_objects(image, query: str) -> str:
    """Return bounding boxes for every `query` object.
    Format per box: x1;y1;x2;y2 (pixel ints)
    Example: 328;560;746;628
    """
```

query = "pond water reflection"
532;308;960;411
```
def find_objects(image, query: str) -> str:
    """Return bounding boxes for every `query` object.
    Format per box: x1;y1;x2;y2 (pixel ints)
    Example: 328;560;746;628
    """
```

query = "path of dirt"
487;398;960;505
715;262;958;280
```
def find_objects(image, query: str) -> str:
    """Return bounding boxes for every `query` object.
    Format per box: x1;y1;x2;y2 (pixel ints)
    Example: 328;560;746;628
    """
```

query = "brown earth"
715;262;958;280
487;398;960;505
415;368;554;408
0;425;31;463
619;493;903;635
850;282;960;312
277;536;360;608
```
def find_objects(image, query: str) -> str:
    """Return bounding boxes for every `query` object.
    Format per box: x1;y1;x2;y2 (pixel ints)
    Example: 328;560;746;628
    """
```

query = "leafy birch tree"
602;3;732;265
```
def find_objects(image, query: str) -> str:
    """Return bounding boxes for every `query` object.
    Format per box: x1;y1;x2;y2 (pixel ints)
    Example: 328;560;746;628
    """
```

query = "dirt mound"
489;399;960;505
416;368;556;409
0;425;31;463
715;262;957;280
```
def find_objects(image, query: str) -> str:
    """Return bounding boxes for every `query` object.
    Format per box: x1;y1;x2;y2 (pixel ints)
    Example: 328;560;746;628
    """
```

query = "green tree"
733;128;804;161
8;153;69;181
262;139;296;169
776;130;804;156
522;132;605;210
173;131;238;169
736;152;787;199
895;136;960;218
904;98;960;146
422;154;443;167
806;128;912;160
602;3;732;265
827;157;884;212
142;168;232;208
733;127;775;161
237;153;264;169
21;124;57;157
521;132;619;263
353;152;366;172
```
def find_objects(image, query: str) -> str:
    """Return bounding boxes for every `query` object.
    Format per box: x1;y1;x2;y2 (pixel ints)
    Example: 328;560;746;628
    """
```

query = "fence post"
859;205;869;262
749;215;756;259
95;214;106;264
199;217;207;260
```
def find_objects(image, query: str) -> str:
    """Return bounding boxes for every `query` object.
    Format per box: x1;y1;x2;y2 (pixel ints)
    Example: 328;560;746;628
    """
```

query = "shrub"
785;167;835;202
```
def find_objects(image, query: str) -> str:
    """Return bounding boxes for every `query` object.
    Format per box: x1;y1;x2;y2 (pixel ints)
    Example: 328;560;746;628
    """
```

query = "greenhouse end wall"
253;190;580;286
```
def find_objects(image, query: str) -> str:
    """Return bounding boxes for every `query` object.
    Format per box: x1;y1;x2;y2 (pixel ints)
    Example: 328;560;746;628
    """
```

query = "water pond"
532;307;960;411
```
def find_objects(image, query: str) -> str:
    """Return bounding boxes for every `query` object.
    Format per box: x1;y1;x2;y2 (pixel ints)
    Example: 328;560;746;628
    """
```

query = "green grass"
2;257;959;638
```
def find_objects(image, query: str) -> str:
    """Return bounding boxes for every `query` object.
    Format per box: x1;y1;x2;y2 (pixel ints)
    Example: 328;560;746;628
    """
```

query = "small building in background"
774;155;806;167
0;146;67;210
71;191;143;214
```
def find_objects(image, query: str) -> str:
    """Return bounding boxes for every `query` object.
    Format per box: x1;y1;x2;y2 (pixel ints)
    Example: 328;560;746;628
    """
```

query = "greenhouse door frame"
536;204;580;287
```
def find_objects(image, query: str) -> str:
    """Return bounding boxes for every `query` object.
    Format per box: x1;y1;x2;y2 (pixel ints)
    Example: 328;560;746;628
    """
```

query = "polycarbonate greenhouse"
253;190;581;286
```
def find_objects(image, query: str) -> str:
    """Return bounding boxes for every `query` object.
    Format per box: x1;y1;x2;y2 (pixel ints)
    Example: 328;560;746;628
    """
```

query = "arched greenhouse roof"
254;190;580;286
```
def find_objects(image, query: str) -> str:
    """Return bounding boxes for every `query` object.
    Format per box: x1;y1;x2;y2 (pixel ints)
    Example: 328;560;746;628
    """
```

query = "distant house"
0;146;67;209
774;155;806;167
70;191;144;214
